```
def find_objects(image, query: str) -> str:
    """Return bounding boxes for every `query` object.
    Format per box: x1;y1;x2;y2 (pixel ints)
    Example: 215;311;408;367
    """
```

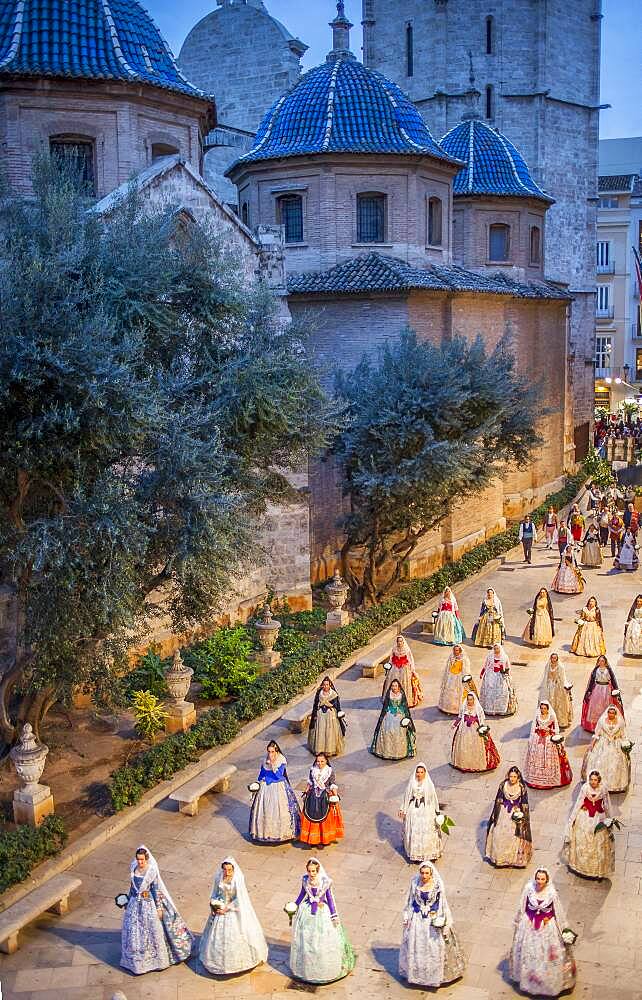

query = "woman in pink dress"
580;656;623;734
551;549;584;595
523;701;572;790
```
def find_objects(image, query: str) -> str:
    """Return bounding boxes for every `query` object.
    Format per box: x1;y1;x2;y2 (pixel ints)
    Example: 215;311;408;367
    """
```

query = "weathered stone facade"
361;0;601;459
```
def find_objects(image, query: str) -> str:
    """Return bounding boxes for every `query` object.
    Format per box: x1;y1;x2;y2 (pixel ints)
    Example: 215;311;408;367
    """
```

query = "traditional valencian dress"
538;654;573;729
382;637;423;707
582;706;630;793
523;703;572;789
300;762;344;846
485;770;533;869
399;864;465;988
399;763;443;862
249;749;301;843
437;647;478;715
199;857;268;975
509;872;577;997
370;687;416;760
569;507;585;543
290;862;355;984
471;589;505;647
581;659;623;734
479;646;517;717
308;679;346;756
551;550;584;595
450;693;500;773
622;595;642;656
522;589;554;647
570;599;606;657
121;846;193;975
564;777;615;879
432;588;465;646
581;525;602;567
614;528;638;570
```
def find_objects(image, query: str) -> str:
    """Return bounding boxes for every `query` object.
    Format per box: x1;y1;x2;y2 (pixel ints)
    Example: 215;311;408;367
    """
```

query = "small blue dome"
440;119;553;202
0;0;207;101
235;53;459;166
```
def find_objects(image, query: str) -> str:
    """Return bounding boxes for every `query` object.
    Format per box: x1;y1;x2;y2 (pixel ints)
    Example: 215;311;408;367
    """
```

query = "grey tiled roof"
598;175;637;193
287;253;571;301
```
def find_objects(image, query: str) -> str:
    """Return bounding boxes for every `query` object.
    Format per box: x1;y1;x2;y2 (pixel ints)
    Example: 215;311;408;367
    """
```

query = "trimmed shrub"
0;816;67;893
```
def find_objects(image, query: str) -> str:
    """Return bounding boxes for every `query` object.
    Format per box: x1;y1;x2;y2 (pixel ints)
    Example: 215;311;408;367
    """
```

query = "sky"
149;0;642;140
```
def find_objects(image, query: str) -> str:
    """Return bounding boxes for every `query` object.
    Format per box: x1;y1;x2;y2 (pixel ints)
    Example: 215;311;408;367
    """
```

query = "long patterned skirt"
121;895;193;975
249;780;301;843
290;905;355;984
510;915;576;996
399;918;465;987
485;808;532;868
565;808;615;878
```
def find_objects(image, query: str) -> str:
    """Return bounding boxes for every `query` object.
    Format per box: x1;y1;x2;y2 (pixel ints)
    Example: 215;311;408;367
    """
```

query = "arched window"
485;16;493;54
489;223;510;261
151;142;180;162
49;135;95;195
241;201;249;227
357;192;387;243
427;197;443;246
530;225;541;264
485;84;493;119
406;23;414;77
277;194;303;243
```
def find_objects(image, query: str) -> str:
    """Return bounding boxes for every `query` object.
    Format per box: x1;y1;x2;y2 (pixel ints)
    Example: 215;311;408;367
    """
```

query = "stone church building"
0;0;587;621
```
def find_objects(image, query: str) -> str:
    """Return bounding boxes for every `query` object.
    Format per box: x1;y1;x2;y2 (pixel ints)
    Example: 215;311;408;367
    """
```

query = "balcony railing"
595;365;634;382
596;305;614;319
597;261;615;274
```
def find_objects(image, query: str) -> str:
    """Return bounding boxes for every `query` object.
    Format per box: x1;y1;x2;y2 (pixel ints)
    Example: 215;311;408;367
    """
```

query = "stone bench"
169;762;237;816
357;642;392;679
0;874;82;954
282;698;315;733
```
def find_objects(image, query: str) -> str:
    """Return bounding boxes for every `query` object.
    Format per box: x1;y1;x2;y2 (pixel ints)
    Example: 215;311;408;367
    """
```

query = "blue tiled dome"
236;53;459;165
0;0;207;100
440;119;553;202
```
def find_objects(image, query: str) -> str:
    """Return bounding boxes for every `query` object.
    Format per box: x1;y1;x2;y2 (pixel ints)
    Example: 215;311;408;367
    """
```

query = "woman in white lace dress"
399;862;465;988
582;705;630;793
479;644;517;717
199;857;268;975
398;763;443;863
623;594;642;656
509;868;577;997
437;645;477;715
564;771;615;879
450;692;501;773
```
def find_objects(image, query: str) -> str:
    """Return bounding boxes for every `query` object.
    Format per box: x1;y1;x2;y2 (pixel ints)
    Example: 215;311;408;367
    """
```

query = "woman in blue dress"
249;740;301;843
120;844;193;975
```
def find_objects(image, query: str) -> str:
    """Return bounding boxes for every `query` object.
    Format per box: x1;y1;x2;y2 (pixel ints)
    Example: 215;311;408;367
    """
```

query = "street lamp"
623;363;631;382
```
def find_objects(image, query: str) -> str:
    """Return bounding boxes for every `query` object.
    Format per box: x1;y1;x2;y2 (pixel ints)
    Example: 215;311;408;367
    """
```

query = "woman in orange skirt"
299;753;344;847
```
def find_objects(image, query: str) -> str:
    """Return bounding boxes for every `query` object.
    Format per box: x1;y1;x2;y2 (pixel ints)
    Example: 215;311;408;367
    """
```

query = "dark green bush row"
0;816;67;894
107;471;584;812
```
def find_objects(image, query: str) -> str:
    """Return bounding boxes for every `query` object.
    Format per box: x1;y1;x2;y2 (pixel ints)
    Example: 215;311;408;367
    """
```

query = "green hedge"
107;471;584;812
0;816;67;893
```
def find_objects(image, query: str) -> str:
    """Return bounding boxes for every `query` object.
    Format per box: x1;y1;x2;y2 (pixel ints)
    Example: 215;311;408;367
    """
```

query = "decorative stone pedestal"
325;608;350;632
255;649;282;670
13;784;55;827
164;701;197;734
254;604;281;670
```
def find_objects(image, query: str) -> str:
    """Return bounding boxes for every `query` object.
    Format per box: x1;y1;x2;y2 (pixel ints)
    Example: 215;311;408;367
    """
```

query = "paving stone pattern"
2;540;641;999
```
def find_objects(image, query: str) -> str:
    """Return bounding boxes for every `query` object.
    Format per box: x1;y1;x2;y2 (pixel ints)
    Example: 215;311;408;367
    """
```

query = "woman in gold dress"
522;588;554;647
570;596;606;657
471;588;505;648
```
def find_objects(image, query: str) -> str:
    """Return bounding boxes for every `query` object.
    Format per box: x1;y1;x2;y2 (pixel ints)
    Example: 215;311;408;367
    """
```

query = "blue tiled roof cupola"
0;0;207;101
231;2;460;168
440;119;554;203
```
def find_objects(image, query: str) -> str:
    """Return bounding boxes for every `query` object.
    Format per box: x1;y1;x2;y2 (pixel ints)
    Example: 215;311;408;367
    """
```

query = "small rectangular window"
529;225;541;264
595;335;612;369
636;348;642;381
597;284;611;312
428;197;442;246
49;138;95;195
485;16;493;54
406;23;414;77
278;195;303;243
357;193;386;243
485;85;493;119
489;223;509;261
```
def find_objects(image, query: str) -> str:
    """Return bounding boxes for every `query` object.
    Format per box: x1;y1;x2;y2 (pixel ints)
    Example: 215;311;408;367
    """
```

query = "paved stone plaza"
2;540;641;1000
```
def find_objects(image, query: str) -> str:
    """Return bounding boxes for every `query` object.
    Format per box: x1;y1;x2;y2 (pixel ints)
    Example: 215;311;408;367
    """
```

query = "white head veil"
445;645;471;671
482;644;510;675
564;772;612;843
594;704;626;738
130;844;177;911
391;634;415;668
483;588;504;619
212;857;268;959
520;868;569;933
530;699;560;737
441;587;459;612
305;857;332;894
400;761;438;814
458;690;486;724
405;861;453;929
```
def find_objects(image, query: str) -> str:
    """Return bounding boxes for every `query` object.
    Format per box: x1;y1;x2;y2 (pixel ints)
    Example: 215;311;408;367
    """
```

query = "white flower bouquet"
284;901;298;926
620;739;634;755
551;734;565;745
574;618;585;627
511;809;525;822
612;689;621;699
247;781;260;794
383;660;392;671
401;717;412;728
432;914;446;929
435;813;456;835
562;927;578;946
594;817;622;841
564;682;573;691
462;673;473;684
337;710;346;720
114;893;129;909
526;609;534;616
477;724;490;739
328;794;340;803
210;897;226;914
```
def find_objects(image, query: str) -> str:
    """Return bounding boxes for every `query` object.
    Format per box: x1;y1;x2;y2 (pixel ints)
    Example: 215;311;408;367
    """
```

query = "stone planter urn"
254;604;281;669
164;650;196;734
325;570;350;632
10;723;55;827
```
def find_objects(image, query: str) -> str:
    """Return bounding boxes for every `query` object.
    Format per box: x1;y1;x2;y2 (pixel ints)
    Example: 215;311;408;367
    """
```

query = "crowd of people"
116;485;637;996
594;413;642;454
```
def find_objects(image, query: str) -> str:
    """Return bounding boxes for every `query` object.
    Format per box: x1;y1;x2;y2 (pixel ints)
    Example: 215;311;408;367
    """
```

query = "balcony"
596;305;614;319
597;261;615;274
595;365;634;383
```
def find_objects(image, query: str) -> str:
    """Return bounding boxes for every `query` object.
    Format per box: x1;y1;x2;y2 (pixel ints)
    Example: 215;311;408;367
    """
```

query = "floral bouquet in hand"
511;809;525;823
284;901;298;926
594;817;622;842
210;897;226;915
477;724;490;740
562;927;578;946
620;739;634;756
435;812;456;835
